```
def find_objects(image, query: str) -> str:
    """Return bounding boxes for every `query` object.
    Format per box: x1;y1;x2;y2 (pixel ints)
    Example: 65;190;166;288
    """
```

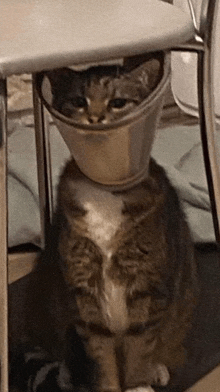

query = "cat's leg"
125;387;155;392
123;335;170;388
124;362;170;390
85;335;120;392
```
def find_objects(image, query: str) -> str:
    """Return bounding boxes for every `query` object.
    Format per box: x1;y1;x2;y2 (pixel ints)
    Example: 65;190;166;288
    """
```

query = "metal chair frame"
0;0;220;390
172;0;220;243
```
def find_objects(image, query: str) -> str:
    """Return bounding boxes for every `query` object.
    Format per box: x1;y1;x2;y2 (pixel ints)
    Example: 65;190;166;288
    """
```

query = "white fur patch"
126;388;155;392
154;364;170;386
76;182;124;257
76;182;128;332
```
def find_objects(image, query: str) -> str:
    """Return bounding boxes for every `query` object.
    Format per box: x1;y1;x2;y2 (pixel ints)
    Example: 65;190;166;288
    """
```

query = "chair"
171;0;220;243
0;0;219;391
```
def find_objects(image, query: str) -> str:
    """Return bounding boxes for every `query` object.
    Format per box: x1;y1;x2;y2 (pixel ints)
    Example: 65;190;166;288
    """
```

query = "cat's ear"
123;52;163;89
123;51;163;71
128;58;162;90
45;68;75;92
141;58;162;88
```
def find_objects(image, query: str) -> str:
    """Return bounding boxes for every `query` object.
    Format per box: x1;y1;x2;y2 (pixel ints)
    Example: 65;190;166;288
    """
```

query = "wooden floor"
8;251;37;284
5;83;220;391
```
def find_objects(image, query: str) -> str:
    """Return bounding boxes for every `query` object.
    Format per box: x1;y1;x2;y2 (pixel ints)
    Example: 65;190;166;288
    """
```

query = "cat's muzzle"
37;53;170;191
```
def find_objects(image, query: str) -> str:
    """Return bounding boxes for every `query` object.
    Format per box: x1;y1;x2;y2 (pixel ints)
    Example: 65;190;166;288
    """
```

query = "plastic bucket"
37;53;170;188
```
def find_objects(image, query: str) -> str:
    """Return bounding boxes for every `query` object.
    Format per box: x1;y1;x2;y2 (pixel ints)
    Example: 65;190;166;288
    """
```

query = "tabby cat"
45;52;163;124
9;53;197;392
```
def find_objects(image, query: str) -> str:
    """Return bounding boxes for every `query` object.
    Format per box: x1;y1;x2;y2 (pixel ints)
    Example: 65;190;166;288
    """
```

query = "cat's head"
46;54;162;124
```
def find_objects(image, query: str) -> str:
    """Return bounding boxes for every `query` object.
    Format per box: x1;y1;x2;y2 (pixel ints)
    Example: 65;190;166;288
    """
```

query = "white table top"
0;0;195;77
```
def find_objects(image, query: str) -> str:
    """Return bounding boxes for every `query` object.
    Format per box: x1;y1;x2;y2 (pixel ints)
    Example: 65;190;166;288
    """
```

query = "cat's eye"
109;98;128;109
72;96;88;108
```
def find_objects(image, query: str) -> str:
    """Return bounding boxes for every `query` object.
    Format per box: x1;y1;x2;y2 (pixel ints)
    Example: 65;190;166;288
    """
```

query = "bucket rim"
36;51;171;132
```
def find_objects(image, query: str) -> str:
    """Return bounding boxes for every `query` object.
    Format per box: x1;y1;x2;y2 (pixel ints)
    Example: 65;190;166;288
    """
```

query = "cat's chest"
73;182;130;332
61;176;163;332
75;182;125;259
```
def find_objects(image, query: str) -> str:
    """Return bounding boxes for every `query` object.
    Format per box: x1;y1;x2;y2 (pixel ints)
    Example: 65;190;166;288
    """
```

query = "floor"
187;368;220;392
8;250;220;392
4;77;220;391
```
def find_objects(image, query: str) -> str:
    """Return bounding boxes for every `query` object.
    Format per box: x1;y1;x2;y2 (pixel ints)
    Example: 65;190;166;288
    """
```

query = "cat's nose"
88;115;105;124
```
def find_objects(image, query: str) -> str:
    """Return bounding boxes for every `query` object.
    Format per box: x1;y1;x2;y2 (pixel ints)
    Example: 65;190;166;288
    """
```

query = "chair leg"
32;75;53;248
197;0;220;245
0;78;9;392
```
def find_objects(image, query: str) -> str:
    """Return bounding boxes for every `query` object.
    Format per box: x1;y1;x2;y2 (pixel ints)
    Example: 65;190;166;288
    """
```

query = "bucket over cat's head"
37;52;170;189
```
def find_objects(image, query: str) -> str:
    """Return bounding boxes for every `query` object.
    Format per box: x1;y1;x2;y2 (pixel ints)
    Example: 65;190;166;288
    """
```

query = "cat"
9;158;198;392
45;52;164;124
9;52;197;392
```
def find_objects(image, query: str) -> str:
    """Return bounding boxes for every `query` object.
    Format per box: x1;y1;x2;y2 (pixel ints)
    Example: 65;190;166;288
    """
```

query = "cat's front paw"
151;363;170;386
126;387;155;392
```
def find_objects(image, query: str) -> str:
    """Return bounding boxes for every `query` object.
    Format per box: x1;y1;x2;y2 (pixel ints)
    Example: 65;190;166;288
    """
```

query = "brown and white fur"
13;157;198;392
45;52;163;124
10;51;196;392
